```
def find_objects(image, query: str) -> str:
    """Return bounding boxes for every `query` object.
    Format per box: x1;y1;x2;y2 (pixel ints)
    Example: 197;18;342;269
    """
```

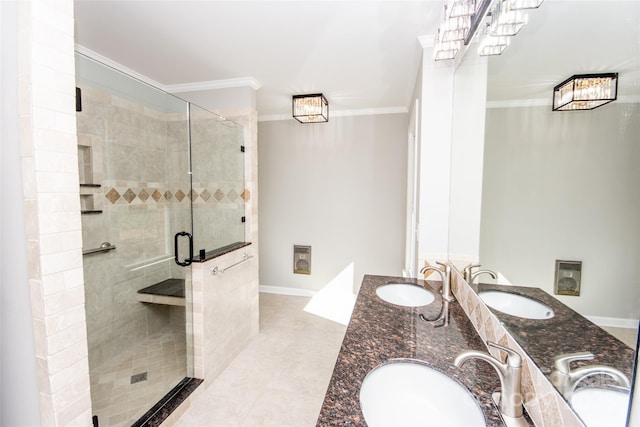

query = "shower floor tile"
89;325;187;427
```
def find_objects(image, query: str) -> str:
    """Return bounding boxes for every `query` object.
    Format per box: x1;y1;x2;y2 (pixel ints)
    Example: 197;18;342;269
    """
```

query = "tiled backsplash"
449;266;584;427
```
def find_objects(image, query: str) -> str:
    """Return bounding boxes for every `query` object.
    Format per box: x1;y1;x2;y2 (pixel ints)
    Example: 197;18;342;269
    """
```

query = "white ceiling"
74;1;640;118
74;0;443;118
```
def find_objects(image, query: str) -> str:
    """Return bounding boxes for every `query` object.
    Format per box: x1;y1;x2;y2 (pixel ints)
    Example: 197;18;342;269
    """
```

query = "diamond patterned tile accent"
152;189;162;202
200;189;211;202
138;189;150;202
189;189;199;201
174;189;185;202
164;190;173;201
123;189;136;203
214;189;225;201
227;189;238;201
240;189;251;202
105;188;121;204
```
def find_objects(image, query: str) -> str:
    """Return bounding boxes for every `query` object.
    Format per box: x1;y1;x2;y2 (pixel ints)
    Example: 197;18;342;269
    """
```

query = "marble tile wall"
18;0;93;424
449;266;584;427
76;84;190;371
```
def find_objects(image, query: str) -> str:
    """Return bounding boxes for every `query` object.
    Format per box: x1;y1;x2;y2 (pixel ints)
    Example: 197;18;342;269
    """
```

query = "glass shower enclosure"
75;53;246;426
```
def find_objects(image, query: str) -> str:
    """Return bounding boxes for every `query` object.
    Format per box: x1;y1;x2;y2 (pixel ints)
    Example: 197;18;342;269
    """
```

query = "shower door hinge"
76;87;82;112
240;145;245;152
241;216;246;223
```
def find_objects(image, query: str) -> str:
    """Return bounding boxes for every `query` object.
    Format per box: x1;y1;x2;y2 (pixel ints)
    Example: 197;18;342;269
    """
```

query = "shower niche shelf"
80;182;103;215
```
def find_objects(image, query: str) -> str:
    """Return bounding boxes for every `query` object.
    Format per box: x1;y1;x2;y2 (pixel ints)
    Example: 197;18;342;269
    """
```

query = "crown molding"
166;78;262;93
75;44;261;94
486;98;550;108
258;106;408;122
75;44;168;90
487;95;640;109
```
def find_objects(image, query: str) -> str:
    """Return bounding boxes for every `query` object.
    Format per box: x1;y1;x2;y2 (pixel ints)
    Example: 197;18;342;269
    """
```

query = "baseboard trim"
587;315;639;329
259;285;316;297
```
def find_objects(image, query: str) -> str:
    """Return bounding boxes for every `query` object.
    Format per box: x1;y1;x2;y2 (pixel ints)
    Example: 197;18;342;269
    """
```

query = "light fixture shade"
552;73;618;111
478;34;510;56
446;0;477;18
508;0;543;10
292;94;328;123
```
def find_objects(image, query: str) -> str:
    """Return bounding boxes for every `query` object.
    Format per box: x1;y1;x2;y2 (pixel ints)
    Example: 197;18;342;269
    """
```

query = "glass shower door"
189;104;246;256
76;53;193;426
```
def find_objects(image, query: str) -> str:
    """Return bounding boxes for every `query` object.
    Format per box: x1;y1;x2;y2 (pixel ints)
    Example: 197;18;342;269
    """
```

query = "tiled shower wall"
76;85;191;370
17;0;93;424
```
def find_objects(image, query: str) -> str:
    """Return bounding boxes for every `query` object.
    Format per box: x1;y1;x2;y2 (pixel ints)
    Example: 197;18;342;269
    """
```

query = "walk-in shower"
75;53;246;426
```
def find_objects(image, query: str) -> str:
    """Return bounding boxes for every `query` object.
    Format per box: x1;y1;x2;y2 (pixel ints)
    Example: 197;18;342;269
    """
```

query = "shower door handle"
174;231;193;267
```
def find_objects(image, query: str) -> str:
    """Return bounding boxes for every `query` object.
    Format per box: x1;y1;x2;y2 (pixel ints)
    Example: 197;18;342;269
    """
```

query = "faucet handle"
463;264;481;279
435;261;450;271
553;352;595;373
487;341;522;368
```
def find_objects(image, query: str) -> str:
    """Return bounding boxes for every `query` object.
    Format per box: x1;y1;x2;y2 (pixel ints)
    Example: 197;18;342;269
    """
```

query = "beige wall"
257;113;408;294
481;103;640;322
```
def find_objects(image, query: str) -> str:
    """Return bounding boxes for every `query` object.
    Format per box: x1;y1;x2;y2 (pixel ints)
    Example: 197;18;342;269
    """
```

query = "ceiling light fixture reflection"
433;28;463;60
489;0;529;36
552;73;618;111
433;0;542;61
508;0;544;10
446;0;478;18
478;33;510;56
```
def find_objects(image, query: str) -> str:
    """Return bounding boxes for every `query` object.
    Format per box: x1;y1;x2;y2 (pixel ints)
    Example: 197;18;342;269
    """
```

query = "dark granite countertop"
475;283;636;382
191;241;251;263
317;275;517;427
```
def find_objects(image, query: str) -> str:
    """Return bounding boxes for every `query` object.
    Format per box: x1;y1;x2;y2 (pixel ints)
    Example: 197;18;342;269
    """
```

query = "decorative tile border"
101;186;250;205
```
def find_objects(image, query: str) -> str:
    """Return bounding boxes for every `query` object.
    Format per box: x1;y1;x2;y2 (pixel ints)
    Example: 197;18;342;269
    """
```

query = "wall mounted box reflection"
554;260;582;296
293;245;311;275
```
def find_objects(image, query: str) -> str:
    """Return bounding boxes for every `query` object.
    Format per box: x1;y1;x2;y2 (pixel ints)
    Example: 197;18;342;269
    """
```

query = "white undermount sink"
479;290;554;320
376;283;435;307
571;387;630;427
359;360;486;427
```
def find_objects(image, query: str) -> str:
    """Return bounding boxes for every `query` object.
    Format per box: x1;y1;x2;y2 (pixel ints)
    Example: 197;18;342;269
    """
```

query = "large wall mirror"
447;0;639;423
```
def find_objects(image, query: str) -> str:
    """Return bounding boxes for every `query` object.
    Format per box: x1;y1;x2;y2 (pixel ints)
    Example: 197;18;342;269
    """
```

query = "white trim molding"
258;106;408;122
75;44;167;90
259;285;316;297
166;77;262;93
586;315;640;329
75;44;261;93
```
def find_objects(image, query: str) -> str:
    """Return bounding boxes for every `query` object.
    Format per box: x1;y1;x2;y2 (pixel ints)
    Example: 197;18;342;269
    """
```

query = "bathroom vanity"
317;275;521;426
317;272;635;426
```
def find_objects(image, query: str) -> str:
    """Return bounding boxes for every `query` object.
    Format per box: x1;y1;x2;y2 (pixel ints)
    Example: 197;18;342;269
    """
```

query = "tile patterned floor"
173;293;347;427
90;325;187;426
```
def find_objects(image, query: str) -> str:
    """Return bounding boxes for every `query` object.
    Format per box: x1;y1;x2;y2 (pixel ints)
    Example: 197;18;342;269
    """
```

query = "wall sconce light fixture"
552;73;618;111
292;94;328;123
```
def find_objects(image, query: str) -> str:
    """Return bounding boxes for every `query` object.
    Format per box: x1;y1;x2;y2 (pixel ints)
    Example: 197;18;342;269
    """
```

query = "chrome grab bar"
82;242;116;256
211;253;254;275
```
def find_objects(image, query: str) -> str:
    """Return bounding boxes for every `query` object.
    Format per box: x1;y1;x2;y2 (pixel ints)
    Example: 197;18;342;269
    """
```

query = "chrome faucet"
420;261;454;301
462;264;481;282
463;264;497;284
455;341;524;420
551;352;631;400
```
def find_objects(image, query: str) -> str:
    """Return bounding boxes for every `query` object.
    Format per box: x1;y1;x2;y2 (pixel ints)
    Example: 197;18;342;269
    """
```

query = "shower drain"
131;372;148;384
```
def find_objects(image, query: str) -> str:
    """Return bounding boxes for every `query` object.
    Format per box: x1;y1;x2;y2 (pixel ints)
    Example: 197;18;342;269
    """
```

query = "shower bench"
137;278;185;306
